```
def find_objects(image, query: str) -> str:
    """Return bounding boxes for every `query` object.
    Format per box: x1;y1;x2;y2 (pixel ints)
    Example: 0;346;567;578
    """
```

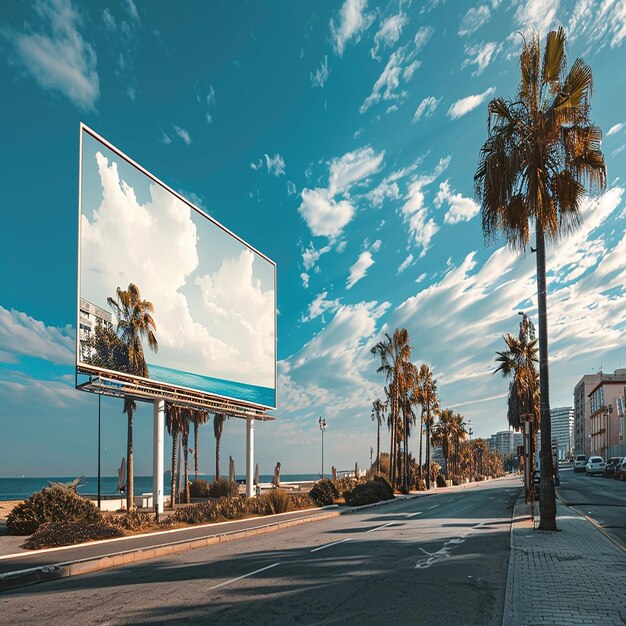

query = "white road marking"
415;538;465;569
365;522;397;533
427;504;439;510
209;562;281;590
446;499;454;503
310;538;352;552
406;511;422;518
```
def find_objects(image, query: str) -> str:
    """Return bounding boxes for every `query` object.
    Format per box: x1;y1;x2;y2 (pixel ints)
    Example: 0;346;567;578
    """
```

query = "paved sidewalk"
503;495;626;625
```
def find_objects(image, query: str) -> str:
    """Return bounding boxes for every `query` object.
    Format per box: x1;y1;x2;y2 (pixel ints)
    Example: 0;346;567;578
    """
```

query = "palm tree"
417;364;438;489
399;361;418;490
107;283;159;512
432;409;454;480
371;329;412;488
165;403;185;507
475;28;606;530
213;413;228;480
371;398;387;473
452;413;467;479
181;408;192;503
191;410;210;480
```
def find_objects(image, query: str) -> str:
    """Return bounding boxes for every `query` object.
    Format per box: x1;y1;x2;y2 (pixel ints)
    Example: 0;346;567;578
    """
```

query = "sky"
1;0;626;478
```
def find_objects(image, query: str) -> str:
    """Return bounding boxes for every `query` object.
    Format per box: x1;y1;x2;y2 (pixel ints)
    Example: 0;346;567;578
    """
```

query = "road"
557;463;626;549
0;477;519;625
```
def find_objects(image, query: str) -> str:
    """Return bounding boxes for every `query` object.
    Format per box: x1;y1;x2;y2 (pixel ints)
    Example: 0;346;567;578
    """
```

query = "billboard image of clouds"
78;126;276;408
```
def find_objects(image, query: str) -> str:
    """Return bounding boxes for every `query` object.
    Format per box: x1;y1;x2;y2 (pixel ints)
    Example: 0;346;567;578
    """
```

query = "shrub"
370;476;394;500
22;520;123;549
261;489;291;514
208;479;240;498
344;476;394;507
7;482;102;536
189;479;210;498
309;479;339;506
288;494;315;510
436;475;446;488
107;510;155;532
331;477;355;497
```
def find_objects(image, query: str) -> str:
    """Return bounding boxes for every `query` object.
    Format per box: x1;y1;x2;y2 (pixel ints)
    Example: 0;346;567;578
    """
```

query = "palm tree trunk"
171;429;178;509
376;421;381;473
183;434;190;504
418;412;424;483
194;420;199;480
536;223;557;530
215;435;221;481
389;396;395;487
127;410;134;511
426;409;431;490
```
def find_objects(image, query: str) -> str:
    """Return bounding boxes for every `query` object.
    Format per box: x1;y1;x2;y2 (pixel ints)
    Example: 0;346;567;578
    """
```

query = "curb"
501;490;527;626
0;509;339;593
556;492;626;554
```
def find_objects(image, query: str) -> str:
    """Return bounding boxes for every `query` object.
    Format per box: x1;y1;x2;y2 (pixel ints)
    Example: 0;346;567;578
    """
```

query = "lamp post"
319;417;327;478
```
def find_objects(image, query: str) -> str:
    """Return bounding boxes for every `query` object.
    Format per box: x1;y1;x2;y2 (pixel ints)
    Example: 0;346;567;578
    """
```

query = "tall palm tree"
475;28;606;530
452;413;467;479
213;413;228;480
371;329;411;488
432;409;454;480
399;361;418;490
181;408;192;503
165;403;185;507
417;364;438;489
371;397;387;473
191;410;210;480
108;283;159;512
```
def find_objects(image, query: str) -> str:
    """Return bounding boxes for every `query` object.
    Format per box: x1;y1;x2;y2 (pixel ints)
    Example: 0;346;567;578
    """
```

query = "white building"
550;406;574;460
488;430;523;456
573;373;602;457
79;298;113;360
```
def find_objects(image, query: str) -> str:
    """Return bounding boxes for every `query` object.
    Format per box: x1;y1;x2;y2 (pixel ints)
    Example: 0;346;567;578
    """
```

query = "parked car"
533;469;541;498
585;456;605;476
614;457;626;481
574;454;587;472
603;457;623;478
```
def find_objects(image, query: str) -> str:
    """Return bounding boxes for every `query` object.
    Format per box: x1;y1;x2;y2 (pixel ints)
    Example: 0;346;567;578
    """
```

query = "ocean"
0;474;320;501
147;363;275;408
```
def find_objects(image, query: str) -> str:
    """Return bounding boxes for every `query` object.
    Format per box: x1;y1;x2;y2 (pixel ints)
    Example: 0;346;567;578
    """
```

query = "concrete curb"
0;509;340;593
501;490;527;626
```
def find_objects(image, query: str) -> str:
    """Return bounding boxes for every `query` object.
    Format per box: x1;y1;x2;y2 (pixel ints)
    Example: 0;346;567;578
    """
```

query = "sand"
0;500;22;522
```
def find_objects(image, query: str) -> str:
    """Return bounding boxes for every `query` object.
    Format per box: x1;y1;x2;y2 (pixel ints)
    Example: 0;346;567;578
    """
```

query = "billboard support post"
153;399;165;514
246;417;255;497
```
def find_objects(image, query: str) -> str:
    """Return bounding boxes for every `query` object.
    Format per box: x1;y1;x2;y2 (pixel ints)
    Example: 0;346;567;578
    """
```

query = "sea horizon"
0;474;321;501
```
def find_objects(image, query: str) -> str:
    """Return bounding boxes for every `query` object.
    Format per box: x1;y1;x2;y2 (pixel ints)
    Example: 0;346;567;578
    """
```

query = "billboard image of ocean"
78;126;276;409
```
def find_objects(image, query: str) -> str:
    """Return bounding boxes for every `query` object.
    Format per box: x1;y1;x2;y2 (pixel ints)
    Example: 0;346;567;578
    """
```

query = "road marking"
209;562;281;590
446;499;454;503
365;522;397;533
427;504;439;510
310;538;352;552
406;511;422;518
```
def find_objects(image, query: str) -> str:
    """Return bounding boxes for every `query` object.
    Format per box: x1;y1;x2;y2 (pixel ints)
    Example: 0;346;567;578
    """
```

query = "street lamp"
319;417;327;478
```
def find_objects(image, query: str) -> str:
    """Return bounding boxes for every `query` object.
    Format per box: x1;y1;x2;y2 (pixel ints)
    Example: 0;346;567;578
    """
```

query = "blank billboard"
78;125;276;409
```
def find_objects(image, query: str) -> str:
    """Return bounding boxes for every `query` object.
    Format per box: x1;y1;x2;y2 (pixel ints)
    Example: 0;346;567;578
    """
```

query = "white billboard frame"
76;123;277;412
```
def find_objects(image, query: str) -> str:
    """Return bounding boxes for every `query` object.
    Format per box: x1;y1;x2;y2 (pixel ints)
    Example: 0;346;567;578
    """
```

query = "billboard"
77;125;276;409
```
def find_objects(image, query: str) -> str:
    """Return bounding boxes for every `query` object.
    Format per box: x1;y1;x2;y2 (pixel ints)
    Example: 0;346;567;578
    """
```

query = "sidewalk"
503;495;626;626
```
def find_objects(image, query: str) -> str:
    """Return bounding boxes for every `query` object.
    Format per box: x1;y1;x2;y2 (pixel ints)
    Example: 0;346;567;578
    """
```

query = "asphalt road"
557;463;626;549
0;477;519;625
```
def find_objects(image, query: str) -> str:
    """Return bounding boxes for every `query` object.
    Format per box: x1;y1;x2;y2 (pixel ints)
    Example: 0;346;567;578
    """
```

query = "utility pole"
319;417;327;478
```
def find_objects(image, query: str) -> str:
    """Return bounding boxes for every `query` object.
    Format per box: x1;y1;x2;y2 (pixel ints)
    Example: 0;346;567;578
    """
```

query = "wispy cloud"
347;251;375;289
265;153;286;177
412;96;440;123
173;125;192;144
458;5;491;36
462;42;498;76
607;122;625;137
205;85;216;124
514;0;560;34
301;291;341;322
330;0;375;56
434;180;480;224
310;55;330;88
371;12;408;59
448;87;495;119
6;0;99;110
398;253;414;274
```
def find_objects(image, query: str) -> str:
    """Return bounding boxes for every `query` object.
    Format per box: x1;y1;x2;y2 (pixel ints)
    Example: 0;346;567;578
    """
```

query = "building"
488;430;523;457
573;373;602;457
79;298;113;361
550;406;574;460
587;370;626;458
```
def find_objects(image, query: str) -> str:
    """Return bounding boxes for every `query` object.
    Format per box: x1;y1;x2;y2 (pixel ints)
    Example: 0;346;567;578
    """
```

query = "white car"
574;454;586;472
585;456;605;476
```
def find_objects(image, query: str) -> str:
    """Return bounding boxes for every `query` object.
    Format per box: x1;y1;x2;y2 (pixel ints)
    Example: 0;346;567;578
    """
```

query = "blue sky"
1;0;626;477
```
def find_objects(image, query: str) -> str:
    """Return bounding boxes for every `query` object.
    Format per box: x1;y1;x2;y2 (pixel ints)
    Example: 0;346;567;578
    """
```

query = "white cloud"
398;253;414;273
205;85;216;124
434;180;481;224
459;5;491;36
448;87;495;119
514;0;559;34
287;180;297;196
400;157;450;256
301;291;341;322
607;123;625;136
347;251;375;289
371;12;408;59
310;55;330;88
336;240;348;253
360;31;432;115
370;239;382;253
265;153;286;177
102;8;116;31
0;306;74;366
415;272;427;283
81;150;274;389
159;129;172;145
412;96;440;123
300;272;310;288
298;147;385;240
567;0;626;52
8;0;99;110
462;42;498;76
126;0;139;22
173;125;192;144
330;0;375;56
302;242;331;271
250;158;263;170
